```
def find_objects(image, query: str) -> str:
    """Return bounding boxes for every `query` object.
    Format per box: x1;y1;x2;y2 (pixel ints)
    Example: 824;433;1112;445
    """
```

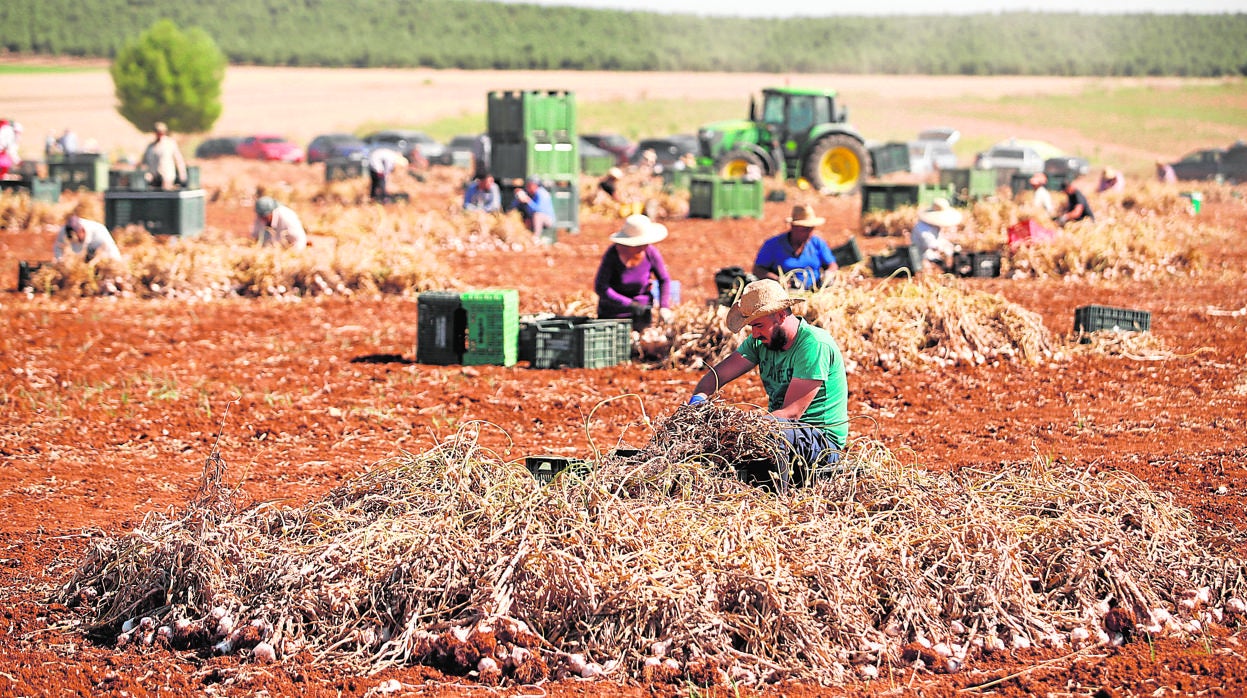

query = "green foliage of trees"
1;0;1245;77
109;20;227;134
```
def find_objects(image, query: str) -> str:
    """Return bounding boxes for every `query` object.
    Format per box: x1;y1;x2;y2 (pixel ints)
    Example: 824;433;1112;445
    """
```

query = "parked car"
236;134;305;163
1044;155;1091;179
445;134;483;169
1169;142;1247;183
194;136;243;159
582;133;635;166
362;130;448;165
306;133;369;164
630;135;699;169
908;126;959;175
974;140;1044;174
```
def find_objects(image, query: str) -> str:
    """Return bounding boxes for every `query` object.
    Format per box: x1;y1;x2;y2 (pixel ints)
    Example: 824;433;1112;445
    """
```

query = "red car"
236;134;305;163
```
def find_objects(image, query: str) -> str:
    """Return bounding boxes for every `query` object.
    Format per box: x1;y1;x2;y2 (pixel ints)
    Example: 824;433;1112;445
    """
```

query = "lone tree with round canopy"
111;19;226;134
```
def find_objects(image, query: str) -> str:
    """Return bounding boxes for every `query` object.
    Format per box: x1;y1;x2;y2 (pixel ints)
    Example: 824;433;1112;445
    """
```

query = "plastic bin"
940;168;997;203
870;246;922;278
104;189;206;237
487;90;577;144
461;289;520;367
952;251;1002;278
831;237;862;267
48;156;110;192
1074;305;1151;334
524;455;590;486
861;183;919;213
918;183;957;208
689;175;764;220
532;317;631;369
416;292;467;365
869;141;911;177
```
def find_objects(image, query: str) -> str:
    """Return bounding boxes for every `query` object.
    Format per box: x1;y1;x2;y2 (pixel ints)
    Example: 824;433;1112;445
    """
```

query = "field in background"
2;60;1243;177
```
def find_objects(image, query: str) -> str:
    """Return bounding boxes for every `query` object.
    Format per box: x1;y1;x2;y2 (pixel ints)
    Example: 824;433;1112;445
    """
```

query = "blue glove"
688;394;707;406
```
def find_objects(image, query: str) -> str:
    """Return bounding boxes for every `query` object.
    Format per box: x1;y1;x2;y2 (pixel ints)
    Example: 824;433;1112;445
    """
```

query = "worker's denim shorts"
737;416;842;492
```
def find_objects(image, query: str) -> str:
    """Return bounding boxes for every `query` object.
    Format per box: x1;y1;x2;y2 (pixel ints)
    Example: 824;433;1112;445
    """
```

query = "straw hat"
255;196;278;217
1103;167;1119;180
917;198;963;228
607;167;624;180
609;214;668;247
786;204;825;227
725;279;805;333
1029;172;1047;187
153;121;168;135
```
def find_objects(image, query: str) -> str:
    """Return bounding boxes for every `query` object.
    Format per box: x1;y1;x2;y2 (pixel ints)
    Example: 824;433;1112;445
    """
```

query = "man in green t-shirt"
689;279;848;491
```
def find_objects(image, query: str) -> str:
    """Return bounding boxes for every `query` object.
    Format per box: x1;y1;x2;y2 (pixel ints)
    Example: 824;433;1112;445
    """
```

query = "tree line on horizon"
3;0;1246;77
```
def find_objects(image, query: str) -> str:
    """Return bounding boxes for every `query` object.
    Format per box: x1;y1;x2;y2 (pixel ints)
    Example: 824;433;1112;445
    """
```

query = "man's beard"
766;324;789;351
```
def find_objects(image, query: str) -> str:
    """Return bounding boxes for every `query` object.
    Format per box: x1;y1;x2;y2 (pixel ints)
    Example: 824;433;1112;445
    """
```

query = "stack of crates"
416;291;468;365
461;289;520;367
688;175;764;220
488;90;580;235
0;177;60;203
940;168;998;205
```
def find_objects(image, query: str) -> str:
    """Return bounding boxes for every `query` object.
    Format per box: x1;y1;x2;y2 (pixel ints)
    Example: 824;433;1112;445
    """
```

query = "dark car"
630;135;699;169
445;134;482;169
306;133;369;164
1170;142;1247;183
194;136;243;159
1044;156;1091;178
582;133;635;166
362;130;448;165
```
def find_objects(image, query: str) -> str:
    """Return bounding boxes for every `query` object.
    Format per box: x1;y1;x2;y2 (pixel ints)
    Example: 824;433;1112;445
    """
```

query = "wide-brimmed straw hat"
917;198;963;228
1029;172;1047;187
607;167;624;180
786;204;825;227
725;279;805;333
609;214;668;247
1103;167;1119;180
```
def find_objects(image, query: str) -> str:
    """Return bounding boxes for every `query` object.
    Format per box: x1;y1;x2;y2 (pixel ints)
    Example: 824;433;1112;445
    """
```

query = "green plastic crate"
861;183;919;213
104;189;205;237
416;292;467;365
532;317;631;369
48;156;109;192
487;90;577;144
689;175;764;220
461;289;519;367
1074;305;1151;334
492;140;579;182
940;168;998;203
918;183;957;208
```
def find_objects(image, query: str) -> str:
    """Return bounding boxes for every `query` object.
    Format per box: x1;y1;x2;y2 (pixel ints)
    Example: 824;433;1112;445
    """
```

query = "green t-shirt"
737;319;848;447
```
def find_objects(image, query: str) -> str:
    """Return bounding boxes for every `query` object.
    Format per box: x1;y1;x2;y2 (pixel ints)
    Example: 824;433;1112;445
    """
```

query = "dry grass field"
2;62;1247;698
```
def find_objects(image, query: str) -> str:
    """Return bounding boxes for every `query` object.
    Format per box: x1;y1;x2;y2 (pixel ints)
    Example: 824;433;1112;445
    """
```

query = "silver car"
974;140;1044;174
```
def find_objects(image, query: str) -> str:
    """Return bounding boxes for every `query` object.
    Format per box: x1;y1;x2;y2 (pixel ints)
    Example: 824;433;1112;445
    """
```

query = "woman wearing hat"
910;198;963;272
594;214;673;330
252;196;307;250
688;278;848;491
752;204;838;290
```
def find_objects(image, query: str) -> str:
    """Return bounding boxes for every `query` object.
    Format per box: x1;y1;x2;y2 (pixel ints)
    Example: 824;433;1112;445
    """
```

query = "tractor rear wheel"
803;135;869;195
716;149;764;179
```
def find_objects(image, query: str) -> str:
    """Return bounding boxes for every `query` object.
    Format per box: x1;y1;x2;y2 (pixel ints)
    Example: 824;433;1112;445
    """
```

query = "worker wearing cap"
367;147;408;202
688;279;848;491
252;196;307;250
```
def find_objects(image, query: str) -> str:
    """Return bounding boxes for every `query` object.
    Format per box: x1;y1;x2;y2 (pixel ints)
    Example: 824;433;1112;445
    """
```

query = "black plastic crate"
861;183;919;213
416;291;467;365
969;251;1002;278
533;317;630;369
869;141;911;177
524;455;589;486
518;314;580;363
831;237;862;267
1074;305;1151;334
870;246;922;278
17;261;45;290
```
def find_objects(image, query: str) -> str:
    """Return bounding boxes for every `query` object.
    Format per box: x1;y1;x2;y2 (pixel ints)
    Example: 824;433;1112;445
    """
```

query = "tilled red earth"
2;166;1247;697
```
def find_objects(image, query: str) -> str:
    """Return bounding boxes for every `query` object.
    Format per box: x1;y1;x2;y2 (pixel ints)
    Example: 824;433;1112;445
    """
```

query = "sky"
497;0;1246;17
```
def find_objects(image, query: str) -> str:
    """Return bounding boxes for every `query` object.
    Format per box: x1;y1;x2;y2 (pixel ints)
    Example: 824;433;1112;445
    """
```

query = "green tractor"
696;86;872;195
